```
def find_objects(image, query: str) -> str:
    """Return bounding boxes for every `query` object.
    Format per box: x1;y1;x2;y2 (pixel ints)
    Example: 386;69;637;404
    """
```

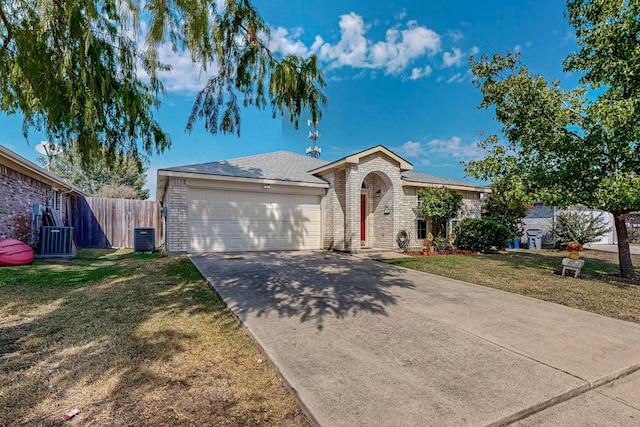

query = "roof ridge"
159;149;326;170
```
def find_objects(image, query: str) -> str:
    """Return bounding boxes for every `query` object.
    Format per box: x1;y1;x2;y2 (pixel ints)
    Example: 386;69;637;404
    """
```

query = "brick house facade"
0;145;86;242
312;147;487;252
157;146;489;254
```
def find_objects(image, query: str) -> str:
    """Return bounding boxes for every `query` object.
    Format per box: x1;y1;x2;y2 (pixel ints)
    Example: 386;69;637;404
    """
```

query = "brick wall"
321;169;347;250
400;187;420;250
319;153;487;252
165;178;188;254
322;153;403;252
0;164;52;242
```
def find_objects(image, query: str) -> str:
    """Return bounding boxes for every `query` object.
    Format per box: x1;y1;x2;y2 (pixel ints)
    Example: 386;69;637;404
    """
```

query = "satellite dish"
35;141;63;156
35;141;63;170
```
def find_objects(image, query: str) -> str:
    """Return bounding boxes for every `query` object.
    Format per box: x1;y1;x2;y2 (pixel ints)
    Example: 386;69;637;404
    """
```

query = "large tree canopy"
466;0;640;278
0;0;327;165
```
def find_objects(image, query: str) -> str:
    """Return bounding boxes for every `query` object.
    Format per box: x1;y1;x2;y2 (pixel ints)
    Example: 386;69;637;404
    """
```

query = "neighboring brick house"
0;144;86;242
157;145;489;254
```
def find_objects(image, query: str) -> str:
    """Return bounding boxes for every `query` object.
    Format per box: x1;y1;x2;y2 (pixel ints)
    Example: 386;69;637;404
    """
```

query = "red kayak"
0;238;34;266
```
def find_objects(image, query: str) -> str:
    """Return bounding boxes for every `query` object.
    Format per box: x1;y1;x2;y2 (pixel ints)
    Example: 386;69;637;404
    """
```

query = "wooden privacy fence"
72;197;164;249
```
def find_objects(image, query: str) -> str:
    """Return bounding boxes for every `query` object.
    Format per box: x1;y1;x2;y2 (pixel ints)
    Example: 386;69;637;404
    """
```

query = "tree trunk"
613;213;636;279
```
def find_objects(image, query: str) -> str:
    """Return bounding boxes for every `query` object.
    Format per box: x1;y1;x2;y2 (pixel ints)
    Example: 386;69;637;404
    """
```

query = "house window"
417;219;427;240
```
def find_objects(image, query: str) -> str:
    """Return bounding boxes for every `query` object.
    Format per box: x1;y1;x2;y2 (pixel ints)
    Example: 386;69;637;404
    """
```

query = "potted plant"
424;232;434;254
566;241;584;260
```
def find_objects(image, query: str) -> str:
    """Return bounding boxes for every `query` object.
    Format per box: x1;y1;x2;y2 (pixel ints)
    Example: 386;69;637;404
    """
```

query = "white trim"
402;179;491;193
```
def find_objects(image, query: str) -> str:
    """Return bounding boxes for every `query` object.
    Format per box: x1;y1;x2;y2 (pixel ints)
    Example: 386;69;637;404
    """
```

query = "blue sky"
0;0;579;199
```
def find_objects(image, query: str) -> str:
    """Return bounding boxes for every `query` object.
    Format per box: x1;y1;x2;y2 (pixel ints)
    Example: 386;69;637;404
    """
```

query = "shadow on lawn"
191;251;417;331
0;254;260;426
488;250;629;277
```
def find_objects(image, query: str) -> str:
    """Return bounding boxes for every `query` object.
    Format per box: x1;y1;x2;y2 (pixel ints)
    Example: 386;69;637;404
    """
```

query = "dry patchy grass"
0;249;308;426
386;249;640;324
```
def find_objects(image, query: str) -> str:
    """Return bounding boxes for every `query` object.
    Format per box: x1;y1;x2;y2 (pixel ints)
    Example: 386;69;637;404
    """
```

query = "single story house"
0;144;86;242
157;145;490;254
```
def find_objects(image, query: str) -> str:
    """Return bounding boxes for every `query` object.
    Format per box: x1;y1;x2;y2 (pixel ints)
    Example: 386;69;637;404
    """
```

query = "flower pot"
569;250;580;260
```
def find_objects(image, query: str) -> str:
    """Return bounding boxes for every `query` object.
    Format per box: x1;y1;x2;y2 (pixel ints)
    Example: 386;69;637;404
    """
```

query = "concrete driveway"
190;251;640;426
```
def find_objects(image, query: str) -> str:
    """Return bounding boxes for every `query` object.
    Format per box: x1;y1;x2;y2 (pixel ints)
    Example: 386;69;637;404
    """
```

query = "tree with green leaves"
466;0;640;278
40;142;149;199
482;190;531;240
418;187;463;238
0;0;326;166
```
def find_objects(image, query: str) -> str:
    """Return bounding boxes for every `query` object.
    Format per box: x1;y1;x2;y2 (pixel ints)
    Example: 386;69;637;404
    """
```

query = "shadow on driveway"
190;251;415;331
190;250;640;427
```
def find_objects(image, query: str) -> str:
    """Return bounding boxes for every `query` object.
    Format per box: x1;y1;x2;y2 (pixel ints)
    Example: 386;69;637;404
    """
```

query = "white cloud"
269;27;311;56
513;44;522;53
395;9;407;20
134;20;211;94
424;136;485;160
442;47;463;67
446;73;462;84
445;71;472;84
136;10;474;92
311;13;441;76
137;42;211;94
394;137;485;165
447;30;464;42
317;12;370;68
397;140;423;157
409;65;432;80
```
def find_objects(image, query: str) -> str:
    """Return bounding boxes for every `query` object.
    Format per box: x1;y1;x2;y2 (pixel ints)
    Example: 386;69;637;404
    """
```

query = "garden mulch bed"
598;273;640;288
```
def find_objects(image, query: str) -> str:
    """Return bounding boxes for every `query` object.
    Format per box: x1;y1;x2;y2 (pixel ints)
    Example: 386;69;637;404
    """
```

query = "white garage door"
188;188;321;252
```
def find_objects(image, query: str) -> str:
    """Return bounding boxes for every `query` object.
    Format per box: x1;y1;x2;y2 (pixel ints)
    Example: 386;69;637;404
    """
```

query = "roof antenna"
306;119;321;159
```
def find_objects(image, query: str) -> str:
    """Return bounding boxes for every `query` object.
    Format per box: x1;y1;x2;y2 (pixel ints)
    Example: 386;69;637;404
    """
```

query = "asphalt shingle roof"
160;151;330;185
160;150;488;190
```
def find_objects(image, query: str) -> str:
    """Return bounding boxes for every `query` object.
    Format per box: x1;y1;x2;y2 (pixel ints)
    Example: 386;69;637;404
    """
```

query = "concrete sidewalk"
586;243;640;255
191;251;640;426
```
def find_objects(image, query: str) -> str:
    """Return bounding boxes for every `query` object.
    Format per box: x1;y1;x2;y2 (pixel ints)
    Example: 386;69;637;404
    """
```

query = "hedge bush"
454;218;512;253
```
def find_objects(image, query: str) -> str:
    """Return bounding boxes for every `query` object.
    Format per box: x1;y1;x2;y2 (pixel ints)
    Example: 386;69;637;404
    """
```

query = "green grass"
385;249;640;324
0;249;308;426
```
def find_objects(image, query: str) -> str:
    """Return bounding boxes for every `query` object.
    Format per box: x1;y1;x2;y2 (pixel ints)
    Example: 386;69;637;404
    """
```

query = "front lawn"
385;249;640;324
0;249;308;426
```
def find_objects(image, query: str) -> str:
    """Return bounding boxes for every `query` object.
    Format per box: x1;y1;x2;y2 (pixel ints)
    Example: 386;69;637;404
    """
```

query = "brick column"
166;178;188;254
344;166;360;252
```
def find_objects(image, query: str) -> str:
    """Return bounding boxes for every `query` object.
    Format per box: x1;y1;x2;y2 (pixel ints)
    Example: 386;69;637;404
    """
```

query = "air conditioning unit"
40;226;74;256
134;228;155;253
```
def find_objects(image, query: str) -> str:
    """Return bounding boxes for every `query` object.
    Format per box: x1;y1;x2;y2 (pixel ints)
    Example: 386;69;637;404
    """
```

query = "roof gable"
308;145;413;175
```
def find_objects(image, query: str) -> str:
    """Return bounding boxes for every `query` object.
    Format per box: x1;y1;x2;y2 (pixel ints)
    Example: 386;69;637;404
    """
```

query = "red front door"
360;194;366;243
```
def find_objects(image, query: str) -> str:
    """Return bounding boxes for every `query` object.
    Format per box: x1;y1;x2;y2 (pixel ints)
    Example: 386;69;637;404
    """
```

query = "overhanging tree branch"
0;5;13;51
